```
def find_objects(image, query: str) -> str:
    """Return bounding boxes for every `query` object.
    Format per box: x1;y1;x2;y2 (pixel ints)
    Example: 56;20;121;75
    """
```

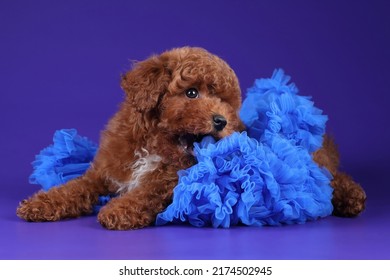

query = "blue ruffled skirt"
156;132;332;227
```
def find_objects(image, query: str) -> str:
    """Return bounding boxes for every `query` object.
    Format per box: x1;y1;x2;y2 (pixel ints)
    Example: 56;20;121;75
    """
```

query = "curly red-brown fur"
17;47;244;230
313;135;366;217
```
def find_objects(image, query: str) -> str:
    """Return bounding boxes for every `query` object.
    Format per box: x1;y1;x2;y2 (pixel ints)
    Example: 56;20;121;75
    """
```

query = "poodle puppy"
16;47;245;229
16;47;365;229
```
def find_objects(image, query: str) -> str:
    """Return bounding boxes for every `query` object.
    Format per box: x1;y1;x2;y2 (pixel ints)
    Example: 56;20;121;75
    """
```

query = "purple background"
1;0;389;259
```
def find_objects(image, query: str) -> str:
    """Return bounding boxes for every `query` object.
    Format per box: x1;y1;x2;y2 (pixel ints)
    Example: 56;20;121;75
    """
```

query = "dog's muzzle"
213;115;227;131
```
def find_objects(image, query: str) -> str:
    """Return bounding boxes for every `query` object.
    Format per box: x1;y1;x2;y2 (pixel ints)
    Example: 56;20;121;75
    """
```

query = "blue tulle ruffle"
240;69;328;153
28;69;334;226
155;132;333;228
29;129;97;190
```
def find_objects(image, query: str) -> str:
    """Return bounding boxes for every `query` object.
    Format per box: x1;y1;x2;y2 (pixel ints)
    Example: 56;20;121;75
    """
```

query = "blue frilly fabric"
29;69;334;227
29;129;97;190
240;69;328;153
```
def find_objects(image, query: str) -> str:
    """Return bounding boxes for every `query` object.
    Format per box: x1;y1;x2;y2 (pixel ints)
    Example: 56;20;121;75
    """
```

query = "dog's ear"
121;55;170;112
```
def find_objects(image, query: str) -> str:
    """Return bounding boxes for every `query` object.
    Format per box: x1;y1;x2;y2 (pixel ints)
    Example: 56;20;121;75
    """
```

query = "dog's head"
121;47;244;155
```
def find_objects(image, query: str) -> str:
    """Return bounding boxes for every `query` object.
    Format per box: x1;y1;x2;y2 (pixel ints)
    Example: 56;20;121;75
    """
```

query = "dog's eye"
185;88;199;99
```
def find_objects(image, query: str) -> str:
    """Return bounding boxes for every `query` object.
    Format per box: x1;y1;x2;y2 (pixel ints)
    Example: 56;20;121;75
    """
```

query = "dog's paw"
332;173;366;217
97;204;152;230
16;192;61;222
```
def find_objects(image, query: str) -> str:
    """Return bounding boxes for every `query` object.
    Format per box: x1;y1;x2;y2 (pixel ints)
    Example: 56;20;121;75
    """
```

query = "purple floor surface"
1;165;389;260
1;1;390;260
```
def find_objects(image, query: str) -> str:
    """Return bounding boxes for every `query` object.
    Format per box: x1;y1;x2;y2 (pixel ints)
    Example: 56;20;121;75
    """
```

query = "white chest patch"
114;148;162;194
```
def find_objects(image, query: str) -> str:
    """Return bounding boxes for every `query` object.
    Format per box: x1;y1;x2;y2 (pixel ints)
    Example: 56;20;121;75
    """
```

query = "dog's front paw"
97;204;153;230
16;192;61;222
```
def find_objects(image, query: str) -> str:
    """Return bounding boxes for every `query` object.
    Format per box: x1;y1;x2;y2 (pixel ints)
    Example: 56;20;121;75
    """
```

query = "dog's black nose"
213;115;227;131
